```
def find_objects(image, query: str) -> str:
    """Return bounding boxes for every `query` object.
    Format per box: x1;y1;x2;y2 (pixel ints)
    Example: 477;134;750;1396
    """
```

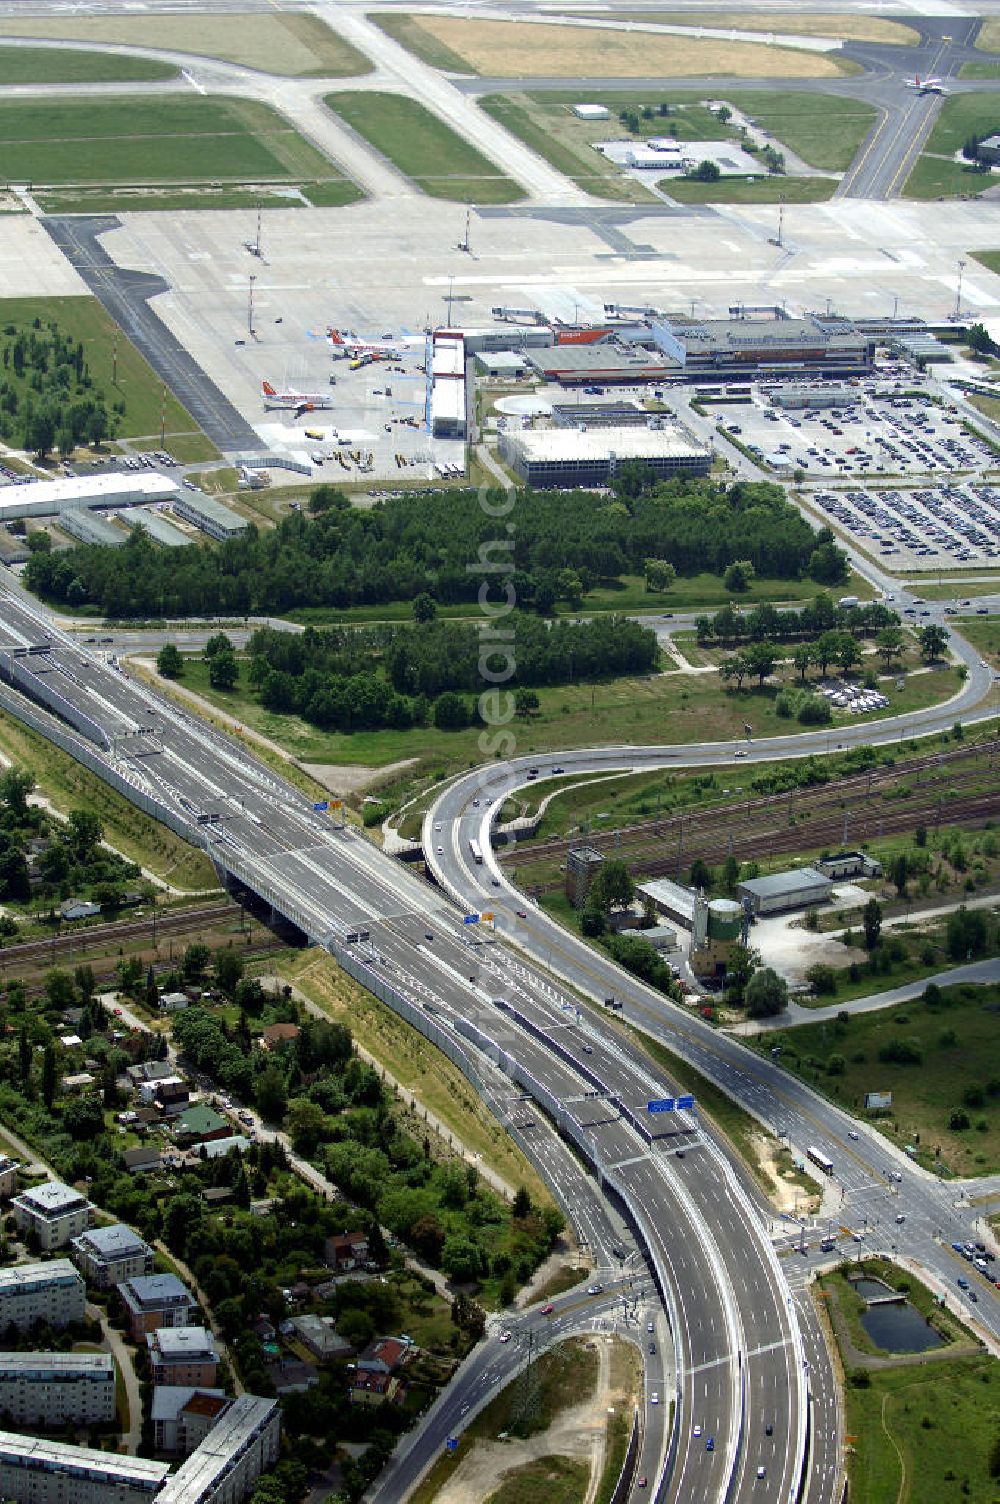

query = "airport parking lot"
717;386;994;481
809;481;1000;572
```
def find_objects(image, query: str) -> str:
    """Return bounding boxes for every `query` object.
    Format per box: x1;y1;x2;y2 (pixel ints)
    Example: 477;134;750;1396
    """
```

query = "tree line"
23;476;843;619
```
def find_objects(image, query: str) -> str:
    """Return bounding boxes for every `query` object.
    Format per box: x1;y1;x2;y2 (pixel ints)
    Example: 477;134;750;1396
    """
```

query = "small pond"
853;1278;945;1354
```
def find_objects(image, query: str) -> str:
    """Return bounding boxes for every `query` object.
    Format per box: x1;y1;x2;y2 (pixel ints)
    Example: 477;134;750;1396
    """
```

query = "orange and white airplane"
327;329;422;360
906;74;946;94
261;380;333;414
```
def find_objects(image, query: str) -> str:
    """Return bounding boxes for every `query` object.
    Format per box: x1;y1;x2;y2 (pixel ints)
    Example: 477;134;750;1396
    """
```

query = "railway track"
501;741;1000;891
0;900;243;968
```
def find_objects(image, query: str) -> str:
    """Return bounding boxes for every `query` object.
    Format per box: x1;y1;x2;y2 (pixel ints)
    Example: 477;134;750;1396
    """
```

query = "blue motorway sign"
312;800;328;811
677;1094;696;1111
463;913;480;925
446;1438;458;1453
647;1098;675;1114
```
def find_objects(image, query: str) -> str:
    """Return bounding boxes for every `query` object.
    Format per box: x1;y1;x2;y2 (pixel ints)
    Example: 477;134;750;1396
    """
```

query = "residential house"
0;1158;16;1200
123;1147;162;1176
59;899;101;922
356;1337;410;1376
158;993;190;1014
287;1315;352;1362
173;1105;231;1147
324;1233;370;1272
258;1024;299;1053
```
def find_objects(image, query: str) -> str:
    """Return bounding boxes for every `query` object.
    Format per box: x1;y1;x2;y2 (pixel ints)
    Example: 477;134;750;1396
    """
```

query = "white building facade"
0;1261;86;1331
0;1353;115;1427
11;1183;93;1251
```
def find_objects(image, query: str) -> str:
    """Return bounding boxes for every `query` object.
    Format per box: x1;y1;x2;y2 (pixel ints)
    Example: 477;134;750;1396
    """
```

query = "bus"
806;1146;834;1175
469;838;483;865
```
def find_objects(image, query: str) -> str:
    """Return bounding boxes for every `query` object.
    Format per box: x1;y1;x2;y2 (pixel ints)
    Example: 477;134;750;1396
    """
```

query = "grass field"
0;44;176;82
0;295;202;448
724;90;877;171
959;60;1000;79
485;1458;589;1504
665;175;833;204
905;93;1000;198
954;614;1000;662
0;709;218;892
32;182;360;214
481;89;873;196
970;248;1000;275
0;13;369;78
0;95;349;194
268;949;555;1212
918;580;1000;599
815;1262;998;1504
167;645;961;777
582;12;919;45
752;983;1000;1177
373;16;853;80
324;92;522;203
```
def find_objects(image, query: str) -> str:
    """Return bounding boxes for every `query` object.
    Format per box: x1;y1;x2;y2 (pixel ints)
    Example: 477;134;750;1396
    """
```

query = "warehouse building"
430;379;466;439
0;473;177;523
737;867;834;916
0;1352;115;1428
500;423;710;489
475;350;529;379
813;850;883;880
72;1224;155;1288
551;400;649;427
170;492;248;542
0;1433;169;1504
769;384;856;410
57;510;127;547
119;508;192;548
12;1181;93;1251
0;1260;86;1331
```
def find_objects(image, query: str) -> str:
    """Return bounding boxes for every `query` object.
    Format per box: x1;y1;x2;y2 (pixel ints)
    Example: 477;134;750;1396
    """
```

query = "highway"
0;578;806;1504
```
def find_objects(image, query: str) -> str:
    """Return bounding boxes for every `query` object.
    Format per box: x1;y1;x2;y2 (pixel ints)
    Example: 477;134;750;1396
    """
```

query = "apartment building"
0;1157;18;1199
155;1396;279;1504
151;1389;228;1456
0;1260;86;1331
11;1182;93;1251
0;1432;169;1504
118;1275;196;1342
147;1328;218;1388
71;1224;155;1289
0;1352;115;1427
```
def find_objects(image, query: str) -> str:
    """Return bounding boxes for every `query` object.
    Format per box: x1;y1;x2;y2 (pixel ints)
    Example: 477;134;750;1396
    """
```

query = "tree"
440;1234;481;1284
432;692;469;730
208;649;238;691
836;635;862;674
726;942;760;1005
67;808;102;861
512;1186;532;1219
182;943;210;981
514;688;539;719
792;643;813;682
204;632;234;659
41;1044;56;1109
743;640;778;686
588;859;635;915
156;643;183;678
412;592;437;624
967;321;999;356
644;558;677;594
891;852;909;897
214;947;244;996
716;105;732;124
723;559;755;592
876;626;904;670
255;1066;288;1124
0;767;34;818
813;630;845;676
722;854;739;895
719;655;749;690
807;541;849;585
862;896;882;951
745;967;788;1018
689;858;713;891
918;623;948;662
946;904;989;961
691;158;721;182
63;1095;105;1140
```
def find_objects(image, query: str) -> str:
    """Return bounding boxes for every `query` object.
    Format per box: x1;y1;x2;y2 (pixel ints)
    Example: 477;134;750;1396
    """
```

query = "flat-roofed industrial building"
500;424;710;489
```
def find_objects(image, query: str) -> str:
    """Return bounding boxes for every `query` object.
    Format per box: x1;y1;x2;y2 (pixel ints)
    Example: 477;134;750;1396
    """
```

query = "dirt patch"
0;13;369;76
300;758;417;794
406;17;850;78
435;1341;608;1504
752;1131;819;1215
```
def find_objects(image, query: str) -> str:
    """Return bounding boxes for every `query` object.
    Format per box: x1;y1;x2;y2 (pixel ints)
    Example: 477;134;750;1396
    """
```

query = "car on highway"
706;1437;714;1452
588;1283;603;1294
765;1424;773;1437
647;1321;655;1333
650;1392;659;1406
516;910;527;918
957;1277;969;1289
848;1130;859;1140
540;1303;554;1315
636;1477;647;1490
499;1331;511;1343
436;845;443;854
969;1290;979;1302
693;1425;702;1438
648;1341;655;1354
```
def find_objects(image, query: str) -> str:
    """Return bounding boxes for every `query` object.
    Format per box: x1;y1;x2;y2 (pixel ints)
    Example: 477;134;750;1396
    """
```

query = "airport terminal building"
500;424;711;488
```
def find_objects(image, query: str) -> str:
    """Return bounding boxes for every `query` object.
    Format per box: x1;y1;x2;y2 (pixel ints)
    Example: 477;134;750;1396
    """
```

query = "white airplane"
261;380;332;414
905;74;946;94
327;329;421;360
